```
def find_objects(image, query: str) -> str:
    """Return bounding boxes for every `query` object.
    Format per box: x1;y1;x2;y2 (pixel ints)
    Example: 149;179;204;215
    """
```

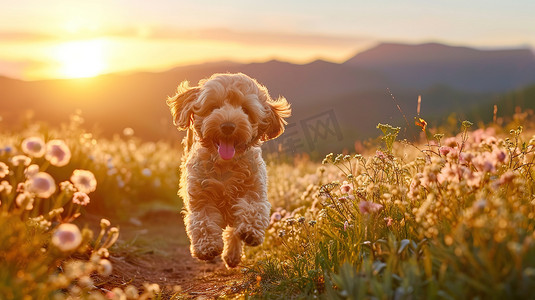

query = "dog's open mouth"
217;141;235;160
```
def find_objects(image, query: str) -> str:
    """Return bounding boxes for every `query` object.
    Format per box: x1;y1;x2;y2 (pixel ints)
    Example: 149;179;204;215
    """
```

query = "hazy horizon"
2;0;534;80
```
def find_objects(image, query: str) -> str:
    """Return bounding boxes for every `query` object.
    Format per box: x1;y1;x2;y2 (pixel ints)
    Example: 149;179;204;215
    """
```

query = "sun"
54;39;107;78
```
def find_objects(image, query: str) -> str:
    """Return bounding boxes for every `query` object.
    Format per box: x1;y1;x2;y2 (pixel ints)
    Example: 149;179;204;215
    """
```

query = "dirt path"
89;210;248;299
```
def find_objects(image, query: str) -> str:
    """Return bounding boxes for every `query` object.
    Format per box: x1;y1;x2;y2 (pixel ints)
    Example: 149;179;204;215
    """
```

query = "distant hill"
1;42;534;155
344;42;535;92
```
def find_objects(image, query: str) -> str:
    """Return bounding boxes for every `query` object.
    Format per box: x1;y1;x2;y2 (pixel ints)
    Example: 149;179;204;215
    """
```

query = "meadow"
1;110;534;299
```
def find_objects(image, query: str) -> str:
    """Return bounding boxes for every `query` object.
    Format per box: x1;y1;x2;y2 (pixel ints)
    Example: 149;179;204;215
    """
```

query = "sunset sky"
1;0;534;80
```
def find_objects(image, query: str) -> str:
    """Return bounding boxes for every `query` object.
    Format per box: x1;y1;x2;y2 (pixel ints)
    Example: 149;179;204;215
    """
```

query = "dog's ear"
260;96;291;141
167;81;200;130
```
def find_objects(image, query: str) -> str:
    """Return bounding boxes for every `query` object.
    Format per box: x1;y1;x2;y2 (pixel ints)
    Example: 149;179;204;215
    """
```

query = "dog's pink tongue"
218;142;235;160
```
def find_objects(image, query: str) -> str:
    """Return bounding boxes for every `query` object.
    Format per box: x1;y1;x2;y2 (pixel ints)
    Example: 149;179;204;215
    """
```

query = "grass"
1;110;534;299
244;117;535;299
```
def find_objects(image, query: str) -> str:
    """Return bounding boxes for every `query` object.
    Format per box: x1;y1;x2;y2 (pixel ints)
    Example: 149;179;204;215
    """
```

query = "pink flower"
439;146;453;156
70;169;97;194
376;150;386;160
358;201;383;214
28;172;56;198
270;212;282;225
384;217;393;227
52;223;82;252
340;181;353;194
45;140;71;167
21;137;45;158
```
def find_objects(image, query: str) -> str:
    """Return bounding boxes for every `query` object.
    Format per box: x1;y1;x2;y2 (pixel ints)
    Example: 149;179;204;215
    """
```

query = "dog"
167;73;291;268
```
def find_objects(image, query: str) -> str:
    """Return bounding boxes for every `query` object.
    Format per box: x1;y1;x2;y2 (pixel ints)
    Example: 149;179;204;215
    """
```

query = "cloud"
0;31;57;41
0;27;371;48
147;28;371;47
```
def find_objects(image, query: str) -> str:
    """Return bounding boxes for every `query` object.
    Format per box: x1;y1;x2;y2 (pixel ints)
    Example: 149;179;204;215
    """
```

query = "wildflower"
60;181;76;194
142;168;152;177
143;283;160;295
278;230;286;237
16;182;25;193
70;169;97;193
98;259;113;276
52;223;82;252
45;139;71;167
124;285;139;299
286;218;295;226
0;162;9;178
24;164;39;178
437;163;460;185
28;172;56;198
340;181;353;194
439;146;452;156
308;220;317;227
16;192;34;210
472;199;487;211
11;155;31;167
123;127;135;137
375;150;386;160
493;148;507;163
100;218;111;229
298;216;306;224
21;137;45;157
72;191;90;206
498;171;516;185
0;181;12;194
384;217;393;227
459;152;474;164
358;201;383;214
465;169;482;188
343;220;349;231
270;212;282;225
443;137;458;148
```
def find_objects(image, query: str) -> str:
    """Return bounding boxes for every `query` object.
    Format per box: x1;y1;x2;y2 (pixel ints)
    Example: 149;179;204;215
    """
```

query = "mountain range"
1;42;534;155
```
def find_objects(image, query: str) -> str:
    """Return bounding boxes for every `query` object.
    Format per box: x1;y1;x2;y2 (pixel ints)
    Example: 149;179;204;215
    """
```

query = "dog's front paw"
235;225;265;246
190;238;223;261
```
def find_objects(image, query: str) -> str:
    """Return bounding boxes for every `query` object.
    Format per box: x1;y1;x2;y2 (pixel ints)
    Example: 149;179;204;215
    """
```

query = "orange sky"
1;0;534;80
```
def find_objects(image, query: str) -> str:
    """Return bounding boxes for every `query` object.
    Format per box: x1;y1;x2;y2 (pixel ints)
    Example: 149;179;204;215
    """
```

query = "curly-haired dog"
167;73;291;268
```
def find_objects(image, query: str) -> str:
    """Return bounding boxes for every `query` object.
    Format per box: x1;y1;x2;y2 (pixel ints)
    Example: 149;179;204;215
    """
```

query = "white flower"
16;192;34;210
98;259;113;276
70;169;97;194
52;223;82;252
0;162;9;178
11;155;31;167
0;181;12;194
21;137;45;158
45;139;71;167
28;172;56;198
72;191;90;206
123;127;134;137
24;164;40;178
142;168;152;177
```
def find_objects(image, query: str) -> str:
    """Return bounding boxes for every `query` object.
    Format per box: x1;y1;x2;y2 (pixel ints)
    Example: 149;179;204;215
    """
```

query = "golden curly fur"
167;73;291;268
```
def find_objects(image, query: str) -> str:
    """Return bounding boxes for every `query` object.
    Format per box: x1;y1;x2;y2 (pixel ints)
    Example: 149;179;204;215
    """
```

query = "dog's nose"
220;122;236;135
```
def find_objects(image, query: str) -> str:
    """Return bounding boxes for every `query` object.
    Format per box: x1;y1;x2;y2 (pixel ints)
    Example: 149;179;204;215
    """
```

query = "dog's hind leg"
222;226;243;268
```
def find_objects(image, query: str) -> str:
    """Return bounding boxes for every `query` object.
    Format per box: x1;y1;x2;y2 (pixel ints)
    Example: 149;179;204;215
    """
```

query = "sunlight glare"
55;39;107;78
